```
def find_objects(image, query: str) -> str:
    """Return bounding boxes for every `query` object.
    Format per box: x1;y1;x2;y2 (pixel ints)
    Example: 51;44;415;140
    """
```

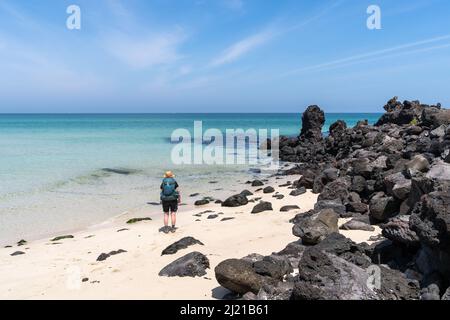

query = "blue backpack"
160;177;178;201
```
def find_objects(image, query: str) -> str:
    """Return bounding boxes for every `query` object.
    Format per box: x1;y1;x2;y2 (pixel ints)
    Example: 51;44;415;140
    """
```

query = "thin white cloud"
283;34;450;76
210;30;273;67
306;42;450;74
209;1;344;68
104;30;186;69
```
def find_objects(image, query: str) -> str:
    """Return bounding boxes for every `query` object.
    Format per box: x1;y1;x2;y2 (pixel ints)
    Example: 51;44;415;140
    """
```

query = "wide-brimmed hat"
164;171;174;178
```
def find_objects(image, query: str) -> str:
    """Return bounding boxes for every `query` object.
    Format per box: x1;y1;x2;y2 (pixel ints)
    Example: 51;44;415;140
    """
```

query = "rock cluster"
215;98;450;300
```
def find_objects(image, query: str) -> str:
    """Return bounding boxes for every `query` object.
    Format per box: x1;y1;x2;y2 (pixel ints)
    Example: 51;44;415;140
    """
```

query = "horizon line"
0;112;384;115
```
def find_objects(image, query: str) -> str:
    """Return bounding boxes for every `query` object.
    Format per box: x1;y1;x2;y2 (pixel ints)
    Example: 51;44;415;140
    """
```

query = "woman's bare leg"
164;213;169;226
171;212;177;227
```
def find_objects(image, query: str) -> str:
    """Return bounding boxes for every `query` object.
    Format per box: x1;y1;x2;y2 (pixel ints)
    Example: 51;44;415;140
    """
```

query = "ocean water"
0;113;381;244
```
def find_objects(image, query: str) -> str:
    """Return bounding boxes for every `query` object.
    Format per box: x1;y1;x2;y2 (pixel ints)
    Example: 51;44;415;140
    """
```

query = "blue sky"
0;0;449;113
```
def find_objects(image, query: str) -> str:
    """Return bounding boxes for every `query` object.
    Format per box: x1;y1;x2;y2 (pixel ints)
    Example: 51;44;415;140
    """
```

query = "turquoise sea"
0;113;381;244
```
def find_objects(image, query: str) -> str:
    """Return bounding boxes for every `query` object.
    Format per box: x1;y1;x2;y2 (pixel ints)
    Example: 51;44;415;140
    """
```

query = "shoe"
171;226;177;233
160;226;170;234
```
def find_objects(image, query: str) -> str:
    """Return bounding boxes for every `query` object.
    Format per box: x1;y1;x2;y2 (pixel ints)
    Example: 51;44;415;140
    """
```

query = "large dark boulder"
426;163;450;183
215;259;274;294
376;265;420;300
222;194;249;207
375;98;424;126
381;216;420;246
410;191;450;248
317;178;350;204
291;248;378;300
255;282;294;300
350;175;367;194
314;200;346;216
292;209;339;245
296;169;316;189
422;107;450;129
315;233;372;268
274;241;307;267
312;168;339;193
384;172;411;200
369;192;400;222
158;252;210;277
252;255;293;280
300;105;325;141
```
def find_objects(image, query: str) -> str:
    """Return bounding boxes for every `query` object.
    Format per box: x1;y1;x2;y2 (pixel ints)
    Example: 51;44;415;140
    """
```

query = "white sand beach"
0;175;381;300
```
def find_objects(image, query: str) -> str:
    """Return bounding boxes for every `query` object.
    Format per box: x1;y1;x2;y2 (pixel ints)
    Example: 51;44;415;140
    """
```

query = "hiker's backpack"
160;177;178;201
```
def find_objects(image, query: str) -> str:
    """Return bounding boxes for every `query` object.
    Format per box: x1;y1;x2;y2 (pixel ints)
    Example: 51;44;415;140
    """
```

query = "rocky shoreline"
211;98;450;300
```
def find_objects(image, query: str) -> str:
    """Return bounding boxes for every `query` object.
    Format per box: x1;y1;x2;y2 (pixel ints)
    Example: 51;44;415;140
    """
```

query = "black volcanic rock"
251;201;273;214
222;194;248;207
216;98;450;300
291;248;377;300
369;192;400;222
263;186;275;194
289;187;306;197
382;216;420;246
215;259;274;294
97;249;127;262
300;105;325;141
292;209;339;245
280;205;300;212
161;237;204;255
251;180;264;187
159;252;210;277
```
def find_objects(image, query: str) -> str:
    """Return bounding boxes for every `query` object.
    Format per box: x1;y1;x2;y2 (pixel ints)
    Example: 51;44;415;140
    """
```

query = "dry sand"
0;175;381;300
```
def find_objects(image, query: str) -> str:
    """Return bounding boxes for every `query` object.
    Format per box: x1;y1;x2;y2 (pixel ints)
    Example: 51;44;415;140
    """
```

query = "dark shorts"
162;200;178;213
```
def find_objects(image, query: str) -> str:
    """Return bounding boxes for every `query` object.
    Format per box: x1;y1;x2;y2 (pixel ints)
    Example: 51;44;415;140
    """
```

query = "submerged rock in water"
159;252;210;277
161;237;204;256
51;235;74;242
101;168;139;175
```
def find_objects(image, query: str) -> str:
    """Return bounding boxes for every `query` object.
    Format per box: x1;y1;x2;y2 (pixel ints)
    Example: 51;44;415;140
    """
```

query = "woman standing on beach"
160;171;181;233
